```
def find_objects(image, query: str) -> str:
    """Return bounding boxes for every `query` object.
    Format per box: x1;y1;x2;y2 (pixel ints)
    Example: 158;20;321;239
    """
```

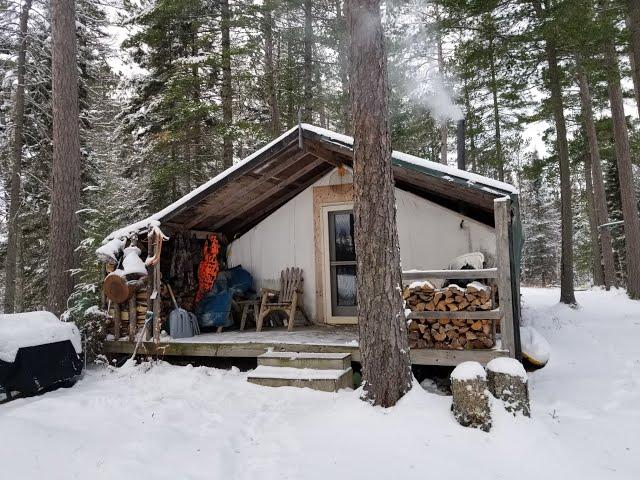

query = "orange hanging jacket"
195;234;220;303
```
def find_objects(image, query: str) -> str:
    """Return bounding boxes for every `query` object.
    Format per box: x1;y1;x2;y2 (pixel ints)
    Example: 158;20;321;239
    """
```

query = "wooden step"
247;366;353;392
257;351;351;370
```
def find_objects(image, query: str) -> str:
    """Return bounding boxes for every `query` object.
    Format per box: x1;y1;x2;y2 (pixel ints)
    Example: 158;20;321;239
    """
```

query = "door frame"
321;202;357;325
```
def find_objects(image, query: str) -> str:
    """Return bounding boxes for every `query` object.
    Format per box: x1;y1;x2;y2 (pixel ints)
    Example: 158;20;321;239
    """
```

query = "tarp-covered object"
0;341;83;395
0;311;82;363
197;266;253;328
0;311;83;395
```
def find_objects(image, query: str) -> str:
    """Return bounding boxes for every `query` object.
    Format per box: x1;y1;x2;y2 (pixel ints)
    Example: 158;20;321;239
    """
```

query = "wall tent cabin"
99;124;522;366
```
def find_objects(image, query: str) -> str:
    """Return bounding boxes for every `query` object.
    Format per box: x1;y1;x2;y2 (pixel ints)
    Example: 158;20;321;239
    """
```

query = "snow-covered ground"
1;287;638;479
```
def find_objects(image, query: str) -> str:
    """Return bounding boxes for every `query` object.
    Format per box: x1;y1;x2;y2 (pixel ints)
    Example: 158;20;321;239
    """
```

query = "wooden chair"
256;267;309;332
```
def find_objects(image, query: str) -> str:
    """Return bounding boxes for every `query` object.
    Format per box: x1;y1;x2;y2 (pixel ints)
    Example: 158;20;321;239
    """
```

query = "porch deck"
103;325;509;366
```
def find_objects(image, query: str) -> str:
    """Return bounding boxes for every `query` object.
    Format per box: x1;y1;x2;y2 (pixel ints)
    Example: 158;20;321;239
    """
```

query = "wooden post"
145;232;153;340
153;259;161;342
145;228;162;342
113;302;121;340
128;295;137;342
101;263;107;310
494;197;516;357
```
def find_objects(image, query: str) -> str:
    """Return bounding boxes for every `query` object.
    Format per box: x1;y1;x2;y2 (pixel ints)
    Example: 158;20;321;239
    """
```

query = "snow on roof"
104;126;301;241
302;124;518;195
0;311;82;363
104;124;517;242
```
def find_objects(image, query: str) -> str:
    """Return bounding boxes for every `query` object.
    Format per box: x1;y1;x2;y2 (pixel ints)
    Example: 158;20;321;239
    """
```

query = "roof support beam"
162;138;300;224
303;130;354;158
182;148;308;230
226;164;331;237
210;153;325;232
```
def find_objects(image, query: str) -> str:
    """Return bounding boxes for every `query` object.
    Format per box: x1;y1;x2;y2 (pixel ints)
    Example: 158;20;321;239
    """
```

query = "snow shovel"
167;284;199;338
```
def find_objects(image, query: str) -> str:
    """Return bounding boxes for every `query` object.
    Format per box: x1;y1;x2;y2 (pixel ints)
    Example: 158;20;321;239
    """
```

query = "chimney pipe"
456;119;466;170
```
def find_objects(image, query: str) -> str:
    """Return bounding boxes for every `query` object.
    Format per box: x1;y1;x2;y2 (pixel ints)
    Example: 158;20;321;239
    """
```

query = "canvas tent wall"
226;167;498;322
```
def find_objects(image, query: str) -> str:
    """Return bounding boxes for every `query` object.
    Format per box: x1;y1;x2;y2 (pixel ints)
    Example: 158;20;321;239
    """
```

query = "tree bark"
531;0;575;304
3;0;32;313
462;75;476;172
436;5;447;165
15;229;24;312
583;153;605;286
575;58;617;288
221;0;233;169
335;0;350;132
346;0;413;407
303;0;313;122
263;0;280;136
627;1;640;117
488;35;504;182
315;66;327;127
48;0;82;315
602;16;640;299
542;49;574;298
545;48;575;303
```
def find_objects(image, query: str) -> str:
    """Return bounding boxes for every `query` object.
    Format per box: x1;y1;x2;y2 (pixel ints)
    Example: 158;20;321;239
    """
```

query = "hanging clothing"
195;234;220;303
170;232;197;291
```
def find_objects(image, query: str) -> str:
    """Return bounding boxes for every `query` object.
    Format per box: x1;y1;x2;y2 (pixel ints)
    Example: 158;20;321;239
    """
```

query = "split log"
103;270;129;304
486;358;530;417
405;281;496;350
450;361;492;432
103;274;148;304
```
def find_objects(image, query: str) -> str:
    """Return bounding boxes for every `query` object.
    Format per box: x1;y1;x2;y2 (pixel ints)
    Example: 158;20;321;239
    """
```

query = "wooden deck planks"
103;328;509;366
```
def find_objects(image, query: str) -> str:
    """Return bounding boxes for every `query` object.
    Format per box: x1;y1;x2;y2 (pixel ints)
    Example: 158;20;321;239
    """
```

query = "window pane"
334;212;355;261
336;265;357;306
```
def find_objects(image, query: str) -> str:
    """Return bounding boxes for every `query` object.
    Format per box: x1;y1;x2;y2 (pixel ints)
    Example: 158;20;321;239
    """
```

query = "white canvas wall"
227;169;496;321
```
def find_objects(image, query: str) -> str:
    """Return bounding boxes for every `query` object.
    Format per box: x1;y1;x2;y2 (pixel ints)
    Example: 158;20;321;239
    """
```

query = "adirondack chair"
256;267;309;332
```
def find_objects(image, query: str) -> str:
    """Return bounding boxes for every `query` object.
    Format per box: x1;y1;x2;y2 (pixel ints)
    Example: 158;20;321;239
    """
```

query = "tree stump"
450;361;491;432
486;357;530;417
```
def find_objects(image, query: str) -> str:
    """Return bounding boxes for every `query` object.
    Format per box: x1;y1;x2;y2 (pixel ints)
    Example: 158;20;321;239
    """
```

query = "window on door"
328;210;357;316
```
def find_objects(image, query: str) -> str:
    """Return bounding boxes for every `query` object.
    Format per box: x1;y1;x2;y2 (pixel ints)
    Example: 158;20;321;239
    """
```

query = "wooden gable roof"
106;124;518;241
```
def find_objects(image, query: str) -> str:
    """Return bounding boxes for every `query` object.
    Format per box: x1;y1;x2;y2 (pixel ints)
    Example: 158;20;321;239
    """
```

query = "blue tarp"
196;266;253;328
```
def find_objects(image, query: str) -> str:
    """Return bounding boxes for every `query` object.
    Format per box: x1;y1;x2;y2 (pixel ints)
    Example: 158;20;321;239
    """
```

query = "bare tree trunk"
335;0;350;132
285;10;295;128
48;0;82;315
3;0;32;313
221;0;233;168
627;1;640;117
303;0;313;122
315;67;326;127
488;35;504;182
346;0;412;407
575;58;617;288
263;0;280;135
15;228;24;312
436;5;447;165
462;75;476;172
602;19;640;299
532;0;575;304
583;154;605;286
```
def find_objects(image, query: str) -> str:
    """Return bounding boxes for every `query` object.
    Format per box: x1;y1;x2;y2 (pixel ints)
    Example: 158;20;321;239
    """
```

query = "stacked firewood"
107;288;149;338
404;281;495;350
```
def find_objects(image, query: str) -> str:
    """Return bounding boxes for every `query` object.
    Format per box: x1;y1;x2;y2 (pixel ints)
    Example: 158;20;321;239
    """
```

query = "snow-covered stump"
450;361;491;432
486;358;530;417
